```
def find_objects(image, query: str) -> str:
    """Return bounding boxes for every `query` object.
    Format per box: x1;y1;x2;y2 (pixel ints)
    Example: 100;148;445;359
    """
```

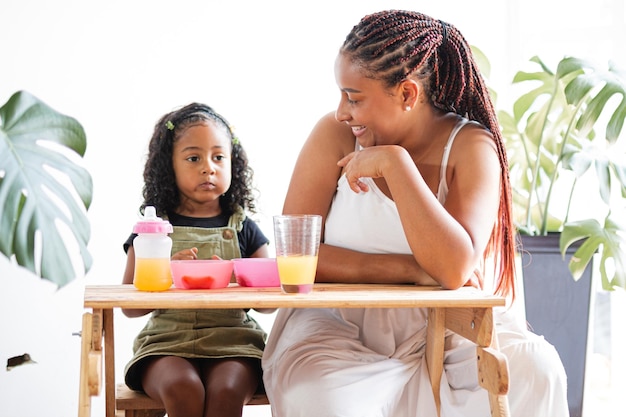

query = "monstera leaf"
0;90;92;287
500;56;626;236
560;215;626;291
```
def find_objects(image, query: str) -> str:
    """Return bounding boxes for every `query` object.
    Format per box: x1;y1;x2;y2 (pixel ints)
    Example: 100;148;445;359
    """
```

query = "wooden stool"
115;384;270;417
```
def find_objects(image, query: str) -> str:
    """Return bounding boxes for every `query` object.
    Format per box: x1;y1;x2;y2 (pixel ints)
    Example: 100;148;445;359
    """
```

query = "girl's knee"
160;373;205;403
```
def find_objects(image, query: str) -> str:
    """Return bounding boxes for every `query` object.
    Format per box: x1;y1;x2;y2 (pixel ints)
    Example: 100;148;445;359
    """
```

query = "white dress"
262;119;568;417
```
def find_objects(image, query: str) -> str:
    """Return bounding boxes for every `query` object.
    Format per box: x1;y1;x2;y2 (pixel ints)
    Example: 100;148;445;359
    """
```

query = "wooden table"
78;284;510;417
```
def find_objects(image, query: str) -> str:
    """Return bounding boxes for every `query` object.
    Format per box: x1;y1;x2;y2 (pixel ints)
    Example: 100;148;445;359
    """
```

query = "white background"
1;1;625;416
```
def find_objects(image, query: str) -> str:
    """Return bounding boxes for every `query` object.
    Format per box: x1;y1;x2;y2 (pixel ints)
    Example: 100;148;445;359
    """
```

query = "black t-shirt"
124;211;269;257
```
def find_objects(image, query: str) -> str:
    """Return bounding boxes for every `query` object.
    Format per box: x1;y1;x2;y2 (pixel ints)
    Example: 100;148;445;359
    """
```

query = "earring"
405;106;411;111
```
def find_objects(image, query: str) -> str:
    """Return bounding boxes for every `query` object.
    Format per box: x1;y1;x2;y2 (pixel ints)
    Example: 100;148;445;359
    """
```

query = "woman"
262;10;568;417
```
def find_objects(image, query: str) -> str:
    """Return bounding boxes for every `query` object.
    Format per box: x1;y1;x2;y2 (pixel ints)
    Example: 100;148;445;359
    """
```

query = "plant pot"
520;234;593;417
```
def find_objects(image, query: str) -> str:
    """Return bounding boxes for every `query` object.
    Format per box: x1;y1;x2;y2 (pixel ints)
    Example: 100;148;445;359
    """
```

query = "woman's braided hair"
142;102;256;218
341;10;515;298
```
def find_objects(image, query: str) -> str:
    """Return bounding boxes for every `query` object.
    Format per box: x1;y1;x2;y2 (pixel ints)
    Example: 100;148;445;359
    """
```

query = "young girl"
121;103;271;417
262;10;568;417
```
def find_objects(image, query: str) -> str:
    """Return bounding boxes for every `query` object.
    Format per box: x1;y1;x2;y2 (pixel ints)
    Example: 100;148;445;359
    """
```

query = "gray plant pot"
520;233;593;417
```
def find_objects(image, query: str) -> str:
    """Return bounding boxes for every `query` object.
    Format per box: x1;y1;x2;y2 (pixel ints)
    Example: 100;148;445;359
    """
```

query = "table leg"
89;309;103;397
103;309;116;417
426;308;445;417
78;312;93;417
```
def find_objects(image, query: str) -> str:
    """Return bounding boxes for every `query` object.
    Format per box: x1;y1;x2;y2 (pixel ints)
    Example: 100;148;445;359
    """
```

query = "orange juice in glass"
273;215;322;294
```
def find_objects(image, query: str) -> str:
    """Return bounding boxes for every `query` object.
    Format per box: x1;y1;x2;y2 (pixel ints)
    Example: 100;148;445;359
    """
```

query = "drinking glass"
273;214;322;294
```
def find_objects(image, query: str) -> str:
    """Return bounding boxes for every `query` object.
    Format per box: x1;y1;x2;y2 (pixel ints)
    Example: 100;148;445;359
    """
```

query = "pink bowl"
171;259;233;289
233;258;280;287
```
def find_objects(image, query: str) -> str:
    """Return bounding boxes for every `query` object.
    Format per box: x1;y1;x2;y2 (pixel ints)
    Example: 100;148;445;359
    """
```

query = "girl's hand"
171;247;198;260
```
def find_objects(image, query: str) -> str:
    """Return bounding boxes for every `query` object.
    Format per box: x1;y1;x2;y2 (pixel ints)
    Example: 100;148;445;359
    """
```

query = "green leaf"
598;216;626;290
606;99;626;142
556;57;591;79
594;158;612;205
563;60;626;143
470;45;491;79
561;143;591;178
0;90;93;287
612;157;626;197
560;219;602;280
560;216;626;289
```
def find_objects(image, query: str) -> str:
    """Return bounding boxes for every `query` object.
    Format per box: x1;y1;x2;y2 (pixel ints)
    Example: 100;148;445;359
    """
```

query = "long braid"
341;10;516;298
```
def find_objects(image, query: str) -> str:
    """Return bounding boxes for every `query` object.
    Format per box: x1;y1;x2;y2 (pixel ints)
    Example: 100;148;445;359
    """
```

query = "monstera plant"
498;56;626;291
0;90;93;287
493;55;626;417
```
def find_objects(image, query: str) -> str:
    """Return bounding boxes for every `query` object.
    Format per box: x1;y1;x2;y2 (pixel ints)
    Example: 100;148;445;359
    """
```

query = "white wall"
1;1;624;416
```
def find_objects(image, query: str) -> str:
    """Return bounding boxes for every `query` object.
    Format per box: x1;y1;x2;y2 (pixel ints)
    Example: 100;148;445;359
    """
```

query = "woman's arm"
282;112;437;285
339;124;501;289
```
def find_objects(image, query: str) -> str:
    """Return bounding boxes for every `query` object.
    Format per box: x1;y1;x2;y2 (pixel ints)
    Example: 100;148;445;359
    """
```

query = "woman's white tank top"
324;118;472;252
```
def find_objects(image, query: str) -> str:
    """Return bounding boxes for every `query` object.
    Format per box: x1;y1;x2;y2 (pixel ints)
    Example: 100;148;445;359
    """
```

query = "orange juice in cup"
133;258;172;291
276;255;319;293
273;215;322;294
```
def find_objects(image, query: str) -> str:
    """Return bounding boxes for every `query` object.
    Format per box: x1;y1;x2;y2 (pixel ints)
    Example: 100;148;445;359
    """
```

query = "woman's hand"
464;268;484;290
337;145;409;193
337;150;370;193
171;247;198;260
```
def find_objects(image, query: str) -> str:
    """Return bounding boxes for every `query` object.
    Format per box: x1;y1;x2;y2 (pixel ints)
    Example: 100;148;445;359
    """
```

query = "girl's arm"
282;112;438;286
249;243;269;258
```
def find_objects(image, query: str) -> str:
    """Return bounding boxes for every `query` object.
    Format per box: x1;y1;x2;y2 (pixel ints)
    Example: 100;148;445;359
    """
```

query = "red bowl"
171;259;233;289
233;258;280;287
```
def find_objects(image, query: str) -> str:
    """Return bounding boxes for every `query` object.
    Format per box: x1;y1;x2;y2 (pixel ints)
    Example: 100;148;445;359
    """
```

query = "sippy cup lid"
132;206;173;234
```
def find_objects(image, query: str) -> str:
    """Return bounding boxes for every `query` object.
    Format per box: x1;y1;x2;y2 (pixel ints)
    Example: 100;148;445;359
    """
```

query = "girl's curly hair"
141;102;257;217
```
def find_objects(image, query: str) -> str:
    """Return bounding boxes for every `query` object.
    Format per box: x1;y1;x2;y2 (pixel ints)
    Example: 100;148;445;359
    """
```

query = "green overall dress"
124;211;267;391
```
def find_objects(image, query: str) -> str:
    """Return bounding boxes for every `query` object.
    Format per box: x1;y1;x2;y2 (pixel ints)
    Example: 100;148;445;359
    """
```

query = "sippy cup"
132;206;174;291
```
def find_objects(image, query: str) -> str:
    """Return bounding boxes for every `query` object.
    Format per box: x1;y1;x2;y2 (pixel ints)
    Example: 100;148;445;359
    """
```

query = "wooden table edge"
83;283;506;309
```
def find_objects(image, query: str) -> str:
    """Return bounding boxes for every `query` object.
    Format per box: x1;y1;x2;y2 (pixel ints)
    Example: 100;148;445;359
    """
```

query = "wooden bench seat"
115;384;269;417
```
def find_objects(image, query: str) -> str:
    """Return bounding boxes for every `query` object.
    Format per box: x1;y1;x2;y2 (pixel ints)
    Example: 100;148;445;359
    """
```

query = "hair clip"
166;120;175;130
229;124;240;145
